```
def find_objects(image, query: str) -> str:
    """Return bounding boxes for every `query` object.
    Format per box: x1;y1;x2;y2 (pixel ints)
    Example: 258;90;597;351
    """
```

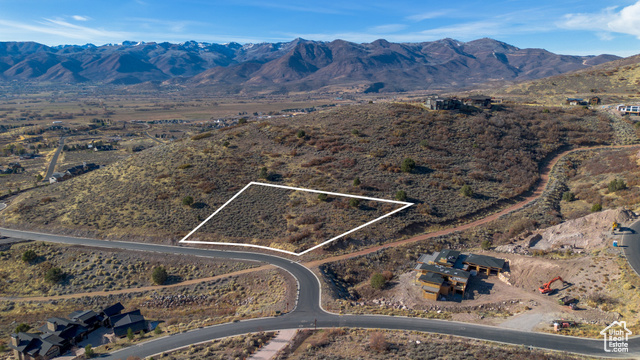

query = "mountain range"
0;38;621;94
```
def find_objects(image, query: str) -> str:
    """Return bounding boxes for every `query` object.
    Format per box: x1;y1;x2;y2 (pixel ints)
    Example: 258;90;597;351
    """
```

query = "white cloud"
561;2;640;39
0;18;129;44
72;15;90;21
369;24;407;33
407;10;450;22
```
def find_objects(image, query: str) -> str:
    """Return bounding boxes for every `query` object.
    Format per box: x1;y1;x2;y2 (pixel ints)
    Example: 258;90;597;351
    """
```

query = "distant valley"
0;38;620;94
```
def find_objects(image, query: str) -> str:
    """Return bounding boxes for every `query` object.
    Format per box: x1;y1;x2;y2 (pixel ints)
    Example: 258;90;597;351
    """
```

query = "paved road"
43;137;65;181
1;227;638;359
623;220;640;277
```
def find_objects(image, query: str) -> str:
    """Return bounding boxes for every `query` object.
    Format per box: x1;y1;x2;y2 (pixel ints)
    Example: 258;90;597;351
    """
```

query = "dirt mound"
527;208;636;251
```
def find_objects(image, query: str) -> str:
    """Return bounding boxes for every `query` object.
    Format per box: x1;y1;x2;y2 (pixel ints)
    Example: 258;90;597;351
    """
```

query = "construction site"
336;207;640;336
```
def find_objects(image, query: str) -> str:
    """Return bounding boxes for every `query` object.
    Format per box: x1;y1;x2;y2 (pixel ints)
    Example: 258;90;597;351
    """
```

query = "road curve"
623;219;640;277
1;227;638;358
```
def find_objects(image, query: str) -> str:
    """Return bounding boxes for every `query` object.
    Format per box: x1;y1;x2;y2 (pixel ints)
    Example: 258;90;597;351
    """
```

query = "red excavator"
539;276;566;295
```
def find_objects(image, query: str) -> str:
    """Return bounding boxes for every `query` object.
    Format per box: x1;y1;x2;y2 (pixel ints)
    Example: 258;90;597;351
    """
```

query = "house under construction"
414;249;506;300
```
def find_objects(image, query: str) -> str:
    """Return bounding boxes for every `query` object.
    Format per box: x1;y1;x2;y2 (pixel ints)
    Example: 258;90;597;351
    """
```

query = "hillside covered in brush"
5;103;613;252
499;54;640;105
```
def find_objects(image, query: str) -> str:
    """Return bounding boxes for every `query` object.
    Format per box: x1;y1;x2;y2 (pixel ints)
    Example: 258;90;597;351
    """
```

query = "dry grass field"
274;328;596;360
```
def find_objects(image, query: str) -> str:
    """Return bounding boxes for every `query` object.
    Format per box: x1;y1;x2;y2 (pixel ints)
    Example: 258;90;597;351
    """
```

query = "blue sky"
1;0;640;56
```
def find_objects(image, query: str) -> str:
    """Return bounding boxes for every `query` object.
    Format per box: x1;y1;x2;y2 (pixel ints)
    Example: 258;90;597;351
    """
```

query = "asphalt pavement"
1;227;638;359
43;137;65;181
623;220;640;277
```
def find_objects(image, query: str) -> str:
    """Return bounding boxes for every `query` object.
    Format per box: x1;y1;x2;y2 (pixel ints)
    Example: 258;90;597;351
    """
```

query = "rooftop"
417;272;445;286
464;253;505;270
416;263;470;281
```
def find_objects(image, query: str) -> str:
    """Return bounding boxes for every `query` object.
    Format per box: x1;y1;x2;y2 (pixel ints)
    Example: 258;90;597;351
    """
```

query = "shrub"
177;164;192;170
259;167;269;179
382;271;393;281
45;267;64;283
395;190;407;201
608;179;627;193
222;141;230;147
370;273;386;289
460;184;473;197
15;323;31;333
238;117;247;124
481;240;492;250
420;140;428;148
351;129;360;136
349;198;360;208
21;249;37;263
154;326;162;335
400;158;415;173
296;130;306;138
591;203;602;212
85;345;95;358
182;196;194;207
127;328;135;341
369;332;388;353
191;132;212;140
318;193;328;201
353;177;361;186
152;266;168;285
562;191;576;202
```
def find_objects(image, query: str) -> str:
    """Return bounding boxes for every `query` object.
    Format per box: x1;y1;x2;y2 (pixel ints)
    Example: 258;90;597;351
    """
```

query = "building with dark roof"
69;310;101;331
414;249;506;300
101;302;125;327
38;317;88;347
111;310;148;337
464;254;505;275
9;332;63;360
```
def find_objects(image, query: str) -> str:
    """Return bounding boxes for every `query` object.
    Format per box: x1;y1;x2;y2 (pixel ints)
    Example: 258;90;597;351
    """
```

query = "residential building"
425;97;461;110
566;98;587;106
9;332;63;360
101;302;125;327
414;249;505;300
111;310;148;337
462;95;492;108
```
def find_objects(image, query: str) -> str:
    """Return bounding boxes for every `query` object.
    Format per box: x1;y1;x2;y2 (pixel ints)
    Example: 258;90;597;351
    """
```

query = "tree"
317;193;328;202
349;198;360;208
562;191;575;202
296;130;306;138
481;240;492;250
21;249;37;263
395;190;407;201
182;196;194;207
353;177;361;186
401;158;415;173
591;203;602;212
152;266;168;285
35;174;43;182
608;179;627;193
460;184;473;197
15;323;31;333
45;267;64;283
85;344;95;358
238;117;247;124
259;167;269;179
127;328;134;341
370;273;386;290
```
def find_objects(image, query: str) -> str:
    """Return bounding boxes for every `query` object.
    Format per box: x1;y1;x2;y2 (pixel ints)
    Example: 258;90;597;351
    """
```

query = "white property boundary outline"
179;181;414;256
